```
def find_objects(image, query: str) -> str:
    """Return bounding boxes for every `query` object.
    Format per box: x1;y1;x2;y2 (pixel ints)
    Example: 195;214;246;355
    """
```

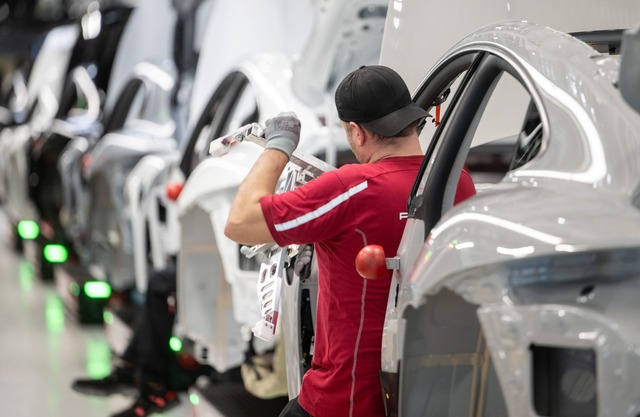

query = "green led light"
103;311;113;324
43;244;68;263
70;282;80;297
169;337;182;352
17;220;39;240
83;281;112;299
45;294;65;333
19;261;34;292
86;339;111;379
189;392;200;405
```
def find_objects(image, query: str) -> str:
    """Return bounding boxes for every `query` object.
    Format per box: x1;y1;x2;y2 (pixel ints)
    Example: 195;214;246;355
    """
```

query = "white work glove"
264;112;301;159
294;244;314;278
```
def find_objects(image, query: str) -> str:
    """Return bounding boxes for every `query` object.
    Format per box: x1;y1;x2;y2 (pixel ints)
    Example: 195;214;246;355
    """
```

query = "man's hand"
286;244;313;282
294;244;314;277
264;112;301;159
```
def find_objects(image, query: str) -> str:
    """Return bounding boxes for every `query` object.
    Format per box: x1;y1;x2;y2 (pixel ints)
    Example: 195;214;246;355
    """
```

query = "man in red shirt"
225;65;475;417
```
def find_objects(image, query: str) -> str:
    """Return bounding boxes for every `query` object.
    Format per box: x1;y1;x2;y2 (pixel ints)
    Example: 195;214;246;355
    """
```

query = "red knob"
166;182;183;201
355;244;387;280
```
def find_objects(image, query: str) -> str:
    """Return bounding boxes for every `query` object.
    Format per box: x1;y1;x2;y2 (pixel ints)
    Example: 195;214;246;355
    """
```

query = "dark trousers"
279;397;311;417
121;261;177;389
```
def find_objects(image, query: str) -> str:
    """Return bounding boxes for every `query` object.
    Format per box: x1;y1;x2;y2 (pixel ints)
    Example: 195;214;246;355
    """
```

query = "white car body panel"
187;0;314;132
60;0;215;290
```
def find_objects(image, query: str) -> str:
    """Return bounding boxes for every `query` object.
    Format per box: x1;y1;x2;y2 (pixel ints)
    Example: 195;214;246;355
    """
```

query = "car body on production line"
52;0;214;296
370;16;640;417
171;0;387;393
0;22;80;227
27;5;132;252
230;0;640;416
123;0;316;298
0;3;133;245
108;0;317;359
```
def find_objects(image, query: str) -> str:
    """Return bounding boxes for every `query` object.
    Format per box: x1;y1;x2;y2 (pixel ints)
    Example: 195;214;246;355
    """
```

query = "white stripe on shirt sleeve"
274;180;368;232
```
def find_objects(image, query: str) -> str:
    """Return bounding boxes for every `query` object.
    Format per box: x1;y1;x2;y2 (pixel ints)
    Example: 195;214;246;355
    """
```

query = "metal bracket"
386;257;400;271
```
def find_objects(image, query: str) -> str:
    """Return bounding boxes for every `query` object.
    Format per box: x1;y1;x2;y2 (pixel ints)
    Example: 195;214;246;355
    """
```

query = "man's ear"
350;122;366;147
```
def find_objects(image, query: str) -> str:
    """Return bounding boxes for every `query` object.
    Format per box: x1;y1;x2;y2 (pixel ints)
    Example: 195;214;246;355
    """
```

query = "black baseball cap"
335;65;428;137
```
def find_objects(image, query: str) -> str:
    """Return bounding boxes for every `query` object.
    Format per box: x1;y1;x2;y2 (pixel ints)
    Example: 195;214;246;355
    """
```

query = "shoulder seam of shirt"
274;179;368;232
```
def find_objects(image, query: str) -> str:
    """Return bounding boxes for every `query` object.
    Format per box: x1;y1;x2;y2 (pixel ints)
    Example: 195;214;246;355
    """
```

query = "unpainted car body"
173;0;387;381
175;54;331;372
377;18;640;417
1;3;133;227
81;62;178;289
0;23;79;223
125;0;315;295
55;0;214;291
29;6;133;243
56;0;179;258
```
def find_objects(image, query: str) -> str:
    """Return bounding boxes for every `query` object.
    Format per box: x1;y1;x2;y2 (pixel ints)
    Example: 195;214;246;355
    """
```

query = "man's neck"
367;135;422;163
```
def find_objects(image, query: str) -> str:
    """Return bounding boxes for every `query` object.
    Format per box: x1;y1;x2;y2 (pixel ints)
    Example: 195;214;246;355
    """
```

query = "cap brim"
360;102;429;137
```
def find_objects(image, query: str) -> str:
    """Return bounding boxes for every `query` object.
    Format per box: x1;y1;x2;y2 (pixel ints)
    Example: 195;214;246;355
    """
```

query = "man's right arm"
224;112;302;246
224;149;289;245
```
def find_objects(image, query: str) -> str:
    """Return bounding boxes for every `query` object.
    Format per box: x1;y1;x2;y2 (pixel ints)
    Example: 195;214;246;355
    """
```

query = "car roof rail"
619;25;640;113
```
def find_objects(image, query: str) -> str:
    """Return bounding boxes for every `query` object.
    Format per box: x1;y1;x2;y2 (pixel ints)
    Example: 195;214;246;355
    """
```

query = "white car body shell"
378;0;640;375
173;0;387;380
0;24;79;223
378;7;640;416
175;53;340;372
58;0;215;291
126;0;315;294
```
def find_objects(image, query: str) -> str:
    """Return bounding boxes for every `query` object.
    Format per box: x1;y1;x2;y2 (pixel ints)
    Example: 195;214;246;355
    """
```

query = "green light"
43;244;68;263
103;310;113;324
83;281;112;299
169;337;182;352
86;339;111;379
189;393;200;405
17;220;39;239
19;261;34;292
70;282;80;297
45;294;65;333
